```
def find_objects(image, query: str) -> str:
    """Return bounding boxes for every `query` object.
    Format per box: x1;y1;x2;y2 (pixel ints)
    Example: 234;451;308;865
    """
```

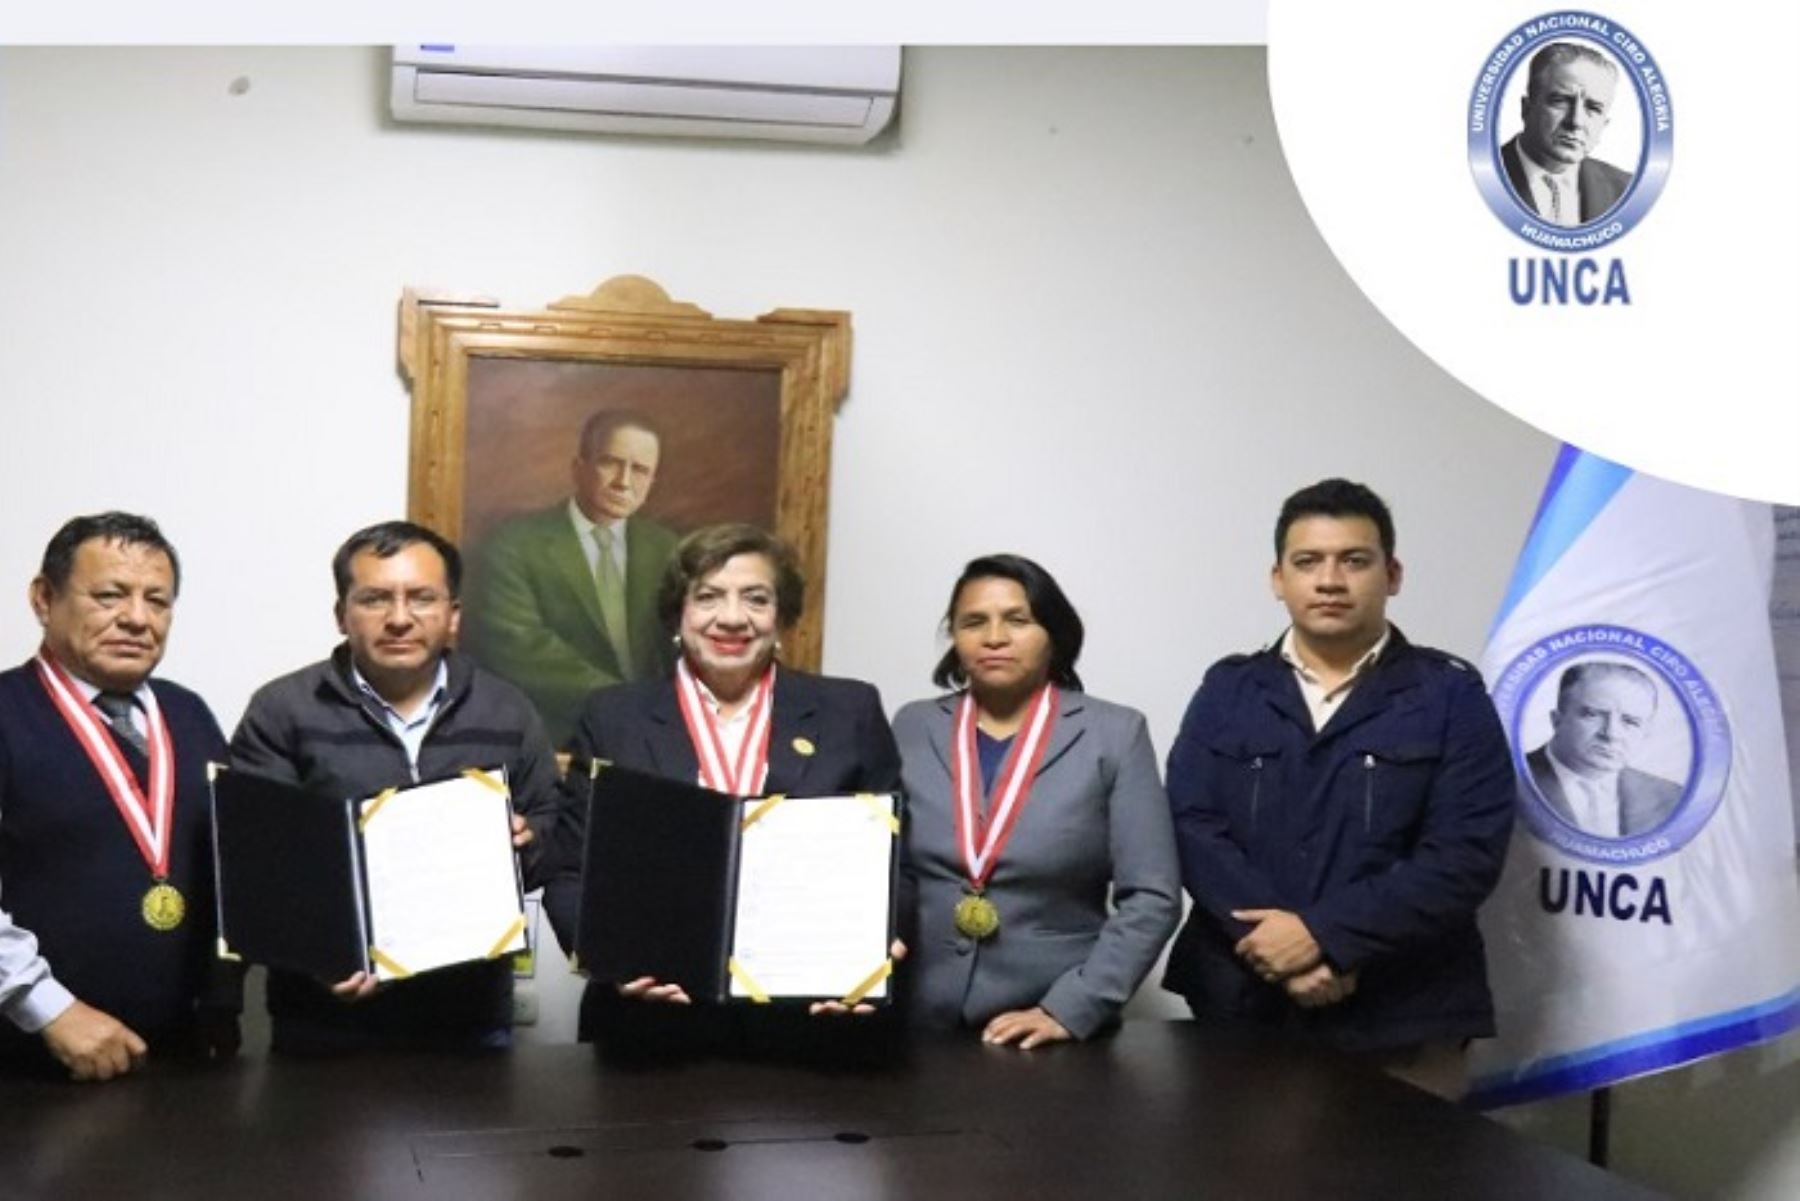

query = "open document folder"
208;764;528;982
574;762;899;1005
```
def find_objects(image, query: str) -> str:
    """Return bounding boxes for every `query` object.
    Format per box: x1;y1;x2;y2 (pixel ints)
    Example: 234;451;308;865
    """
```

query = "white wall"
2;45;1786;1199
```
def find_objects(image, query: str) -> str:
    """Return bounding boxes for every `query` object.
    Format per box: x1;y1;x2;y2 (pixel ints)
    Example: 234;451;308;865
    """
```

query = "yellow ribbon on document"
728;957;771;1004
740;794;786;831
842;958;894;1006
357;788;398;831
485;915;527;960
369;947;413;979
461;767;510;796
856;792;900;835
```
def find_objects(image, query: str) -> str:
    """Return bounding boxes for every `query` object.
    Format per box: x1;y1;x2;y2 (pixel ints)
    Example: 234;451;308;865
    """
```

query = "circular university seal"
1490;624;1729;866
1467;11;1673;250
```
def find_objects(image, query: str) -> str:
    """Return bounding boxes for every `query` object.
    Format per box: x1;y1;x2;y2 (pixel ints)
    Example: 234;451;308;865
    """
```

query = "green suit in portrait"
464;503;680;745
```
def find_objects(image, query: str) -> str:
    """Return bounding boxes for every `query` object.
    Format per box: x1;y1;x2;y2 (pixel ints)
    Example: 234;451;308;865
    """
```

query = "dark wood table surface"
0;1020;1663;1201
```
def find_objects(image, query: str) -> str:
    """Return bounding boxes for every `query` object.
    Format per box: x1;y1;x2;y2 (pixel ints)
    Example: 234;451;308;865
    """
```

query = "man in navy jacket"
1163;480;1514;1099
1;513;236;1081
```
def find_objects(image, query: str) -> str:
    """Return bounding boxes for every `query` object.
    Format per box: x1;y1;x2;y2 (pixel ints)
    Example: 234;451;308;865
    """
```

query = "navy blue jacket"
543;668;903;1062
0;662;232;1066
1162;630;1514;1052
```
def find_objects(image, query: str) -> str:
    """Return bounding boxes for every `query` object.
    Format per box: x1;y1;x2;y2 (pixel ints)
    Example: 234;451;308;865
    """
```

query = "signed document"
358;772;527;981
210;765;526;982
730;795;897;1001
576;764;898;1003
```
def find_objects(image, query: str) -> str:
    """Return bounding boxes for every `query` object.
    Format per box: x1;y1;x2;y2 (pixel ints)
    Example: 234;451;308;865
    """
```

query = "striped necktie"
94;692;148;757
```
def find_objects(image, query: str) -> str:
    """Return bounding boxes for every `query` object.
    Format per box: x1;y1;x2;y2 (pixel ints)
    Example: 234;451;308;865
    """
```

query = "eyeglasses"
346;589;451;616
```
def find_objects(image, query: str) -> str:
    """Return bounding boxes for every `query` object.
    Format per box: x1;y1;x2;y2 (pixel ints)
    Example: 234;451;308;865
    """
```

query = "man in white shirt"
1527;660;1684;838
1500;41;1634;227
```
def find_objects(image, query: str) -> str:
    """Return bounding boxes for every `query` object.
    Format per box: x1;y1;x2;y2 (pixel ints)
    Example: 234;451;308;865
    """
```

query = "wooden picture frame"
398;275;851;738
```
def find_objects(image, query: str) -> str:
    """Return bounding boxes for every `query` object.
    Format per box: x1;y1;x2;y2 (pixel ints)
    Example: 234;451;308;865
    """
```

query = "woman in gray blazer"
894;554;1180;1048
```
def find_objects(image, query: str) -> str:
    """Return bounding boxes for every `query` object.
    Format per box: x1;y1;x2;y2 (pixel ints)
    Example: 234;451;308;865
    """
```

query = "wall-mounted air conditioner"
391;46;901;146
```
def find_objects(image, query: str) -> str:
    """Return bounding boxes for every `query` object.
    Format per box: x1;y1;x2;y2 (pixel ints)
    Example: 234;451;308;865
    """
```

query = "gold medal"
953;892;1000;941
141;881;185;932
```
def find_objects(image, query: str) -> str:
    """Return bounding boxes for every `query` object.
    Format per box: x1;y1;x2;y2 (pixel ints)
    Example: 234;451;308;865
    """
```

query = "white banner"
1469;447;1800;1106
1773;507;1800;849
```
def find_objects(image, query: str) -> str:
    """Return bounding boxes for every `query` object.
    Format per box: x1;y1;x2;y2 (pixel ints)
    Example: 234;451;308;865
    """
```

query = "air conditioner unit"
390;46;900;146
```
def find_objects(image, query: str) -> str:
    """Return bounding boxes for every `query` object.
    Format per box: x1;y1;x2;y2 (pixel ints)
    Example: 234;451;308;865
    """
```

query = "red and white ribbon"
951;684;1058;889
675;658;776;795
34;652;175;878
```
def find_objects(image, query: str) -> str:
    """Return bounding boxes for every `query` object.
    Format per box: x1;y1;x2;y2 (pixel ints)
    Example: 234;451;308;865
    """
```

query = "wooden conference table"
0;1020;1662;1201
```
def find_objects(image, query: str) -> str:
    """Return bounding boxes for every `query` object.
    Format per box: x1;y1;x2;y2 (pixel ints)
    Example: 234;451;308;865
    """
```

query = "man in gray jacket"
230;521;560;1054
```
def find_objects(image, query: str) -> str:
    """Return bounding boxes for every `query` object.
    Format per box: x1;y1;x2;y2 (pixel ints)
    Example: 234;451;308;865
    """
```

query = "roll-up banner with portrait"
1774;508;1800;849
1470;446;1800;1107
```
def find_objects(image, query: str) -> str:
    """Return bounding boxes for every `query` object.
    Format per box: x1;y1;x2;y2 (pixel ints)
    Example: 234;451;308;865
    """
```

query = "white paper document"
729;793;897;1000
357;769;527;981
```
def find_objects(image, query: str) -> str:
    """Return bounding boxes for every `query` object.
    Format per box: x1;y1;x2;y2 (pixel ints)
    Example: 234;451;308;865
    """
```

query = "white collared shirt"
352;659;449;781
568;498;628;580
1515;141;1584;227
1278;626;1391;732
1545;746;1623;838
691;675;759;788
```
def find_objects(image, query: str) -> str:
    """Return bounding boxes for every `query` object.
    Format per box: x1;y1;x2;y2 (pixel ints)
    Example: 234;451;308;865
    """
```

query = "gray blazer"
893;690;1180;1039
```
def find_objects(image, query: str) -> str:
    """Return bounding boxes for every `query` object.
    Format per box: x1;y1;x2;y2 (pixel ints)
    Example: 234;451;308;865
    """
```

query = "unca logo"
1468;11;1673;251
1490;624;1729;865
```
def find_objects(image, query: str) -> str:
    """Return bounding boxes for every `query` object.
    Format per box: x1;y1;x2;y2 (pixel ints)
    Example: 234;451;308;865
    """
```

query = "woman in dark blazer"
894;554;1179;1048
543;523;901;1060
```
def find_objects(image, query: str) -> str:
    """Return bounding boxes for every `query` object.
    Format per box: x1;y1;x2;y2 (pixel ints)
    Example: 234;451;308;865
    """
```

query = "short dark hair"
331;521;463;604
1526;41;1618;97
39;512;182;596
656;524;805;634
577;408;661;461
931;554;1085;692
1556;660;1657;714
1274;479;1396;562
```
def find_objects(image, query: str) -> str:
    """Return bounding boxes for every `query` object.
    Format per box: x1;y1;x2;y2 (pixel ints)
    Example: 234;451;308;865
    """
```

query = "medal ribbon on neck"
35;652;175;878
675;658;776;795
952;684;1058;889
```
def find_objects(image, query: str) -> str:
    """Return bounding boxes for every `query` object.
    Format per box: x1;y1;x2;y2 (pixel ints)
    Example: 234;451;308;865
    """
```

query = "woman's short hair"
656;523;806;633
931;553;1085;692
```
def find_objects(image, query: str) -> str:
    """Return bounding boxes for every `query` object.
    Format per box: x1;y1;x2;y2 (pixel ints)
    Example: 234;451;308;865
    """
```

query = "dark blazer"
542;668;902;1057
1162;630;1516;1053
893;690;1179;1039
464;504;680;745
1501;136;1632;224
0;664;233;1070
1524;746;1682;837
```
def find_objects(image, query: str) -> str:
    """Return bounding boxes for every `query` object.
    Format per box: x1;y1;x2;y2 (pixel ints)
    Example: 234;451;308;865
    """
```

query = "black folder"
575;763;899;1004
208;764;525;982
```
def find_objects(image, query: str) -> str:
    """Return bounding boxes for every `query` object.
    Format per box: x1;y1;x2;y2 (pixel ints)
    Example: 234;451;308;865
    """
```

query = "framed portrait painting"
398;276;852;742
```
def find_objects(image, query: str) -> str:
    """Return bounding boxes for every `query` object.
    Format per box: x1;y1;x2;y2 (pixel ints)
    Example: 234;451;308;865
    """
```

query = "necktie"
94;692;148;757
593;526;633;671
1544;174;1564;223
1577;776;1614;838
